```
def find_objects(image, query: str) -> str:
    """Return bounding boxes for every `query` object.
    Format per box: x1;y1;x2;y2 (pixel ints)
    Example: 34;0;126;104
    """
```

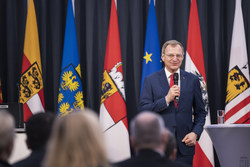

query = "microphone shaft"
173;73;179;103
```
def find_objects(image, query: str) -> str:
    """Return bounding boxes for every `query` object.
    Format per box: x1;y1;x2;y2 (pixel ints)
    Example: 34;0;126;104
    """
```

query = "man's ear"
161;54;164;61
130;136;135;149
162;130;168;145
169;148;177;160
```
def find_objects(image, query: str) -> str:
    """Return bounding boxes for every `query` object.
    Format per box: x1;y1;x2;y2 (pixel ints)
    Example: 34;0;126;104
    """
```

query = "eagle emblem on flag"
193;70;209;112
226;65;250;104
58;64;84;117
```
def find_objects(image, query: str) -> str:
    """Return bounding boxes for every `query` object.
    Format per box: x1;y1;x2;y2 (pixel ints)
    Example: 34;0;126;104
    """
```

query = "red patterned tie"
170;74;177;108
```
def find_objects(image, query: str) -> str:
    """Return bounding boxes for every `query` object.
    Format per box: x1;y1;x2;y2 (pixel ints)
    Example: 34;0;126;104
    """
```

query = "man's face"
161;45;184;73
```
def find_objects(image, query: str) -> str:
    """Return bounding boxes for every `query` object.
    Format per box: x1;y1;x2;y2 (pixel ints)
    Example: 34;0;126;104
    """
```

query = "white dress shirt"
164;67;180;106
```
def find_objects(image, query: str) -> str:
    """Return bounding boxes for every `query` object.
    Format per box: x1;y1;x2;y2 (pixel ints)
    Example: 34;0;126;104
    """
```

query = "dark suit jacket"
114;149;190;167
139;69;206;155
13;146;45;167
0;160;12;167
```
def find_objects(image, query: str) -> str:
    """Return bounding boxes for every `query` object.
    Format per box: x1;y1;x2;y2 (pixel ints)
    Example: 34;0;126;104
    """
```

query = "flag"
185;0;214;166
99;0;130;162
0;79;2;103
140;0;162;92
225;0;250;124
57;0;84;116
20;0;45;122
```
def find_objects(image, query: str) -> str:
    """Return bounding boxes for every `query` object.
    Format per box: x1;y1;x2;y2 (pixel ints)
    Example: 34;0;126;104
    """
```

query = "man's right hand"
165;85;180;104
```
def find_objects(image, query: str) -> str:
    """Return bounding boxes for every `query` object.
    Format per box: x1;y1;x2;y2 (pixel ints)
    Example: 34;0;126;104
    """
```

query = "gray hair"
130;111;165;149
161;40;184;56
0;110;15;156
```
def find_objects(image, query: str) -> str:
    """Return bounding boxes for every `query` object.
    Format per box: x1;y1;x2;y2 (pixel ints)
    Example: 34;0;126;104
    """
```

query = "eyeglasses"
165;54;183;59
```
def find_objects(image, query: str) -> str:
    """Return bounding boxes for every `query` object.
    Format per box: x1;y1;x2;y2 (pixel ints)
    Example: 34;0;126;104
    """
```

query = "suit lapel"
179;70;188;108
159;68;169;94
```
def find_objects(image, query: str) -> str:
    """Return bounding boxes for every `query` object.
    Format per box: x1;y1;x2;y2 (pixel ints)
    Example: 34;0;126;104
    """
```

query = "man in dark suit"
115;111;189;167
13;112;55;167
139;40;206;166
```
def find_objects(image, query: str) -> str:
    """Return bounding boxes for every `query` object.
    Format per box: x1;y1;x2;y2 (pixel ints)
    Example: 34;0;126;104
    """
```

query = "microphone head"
173;73;178;81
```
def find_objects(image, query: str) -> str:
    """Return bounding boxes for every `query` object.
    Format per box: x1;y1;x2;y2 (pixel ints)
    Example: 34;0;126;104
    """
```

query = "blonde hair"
44;109;110;167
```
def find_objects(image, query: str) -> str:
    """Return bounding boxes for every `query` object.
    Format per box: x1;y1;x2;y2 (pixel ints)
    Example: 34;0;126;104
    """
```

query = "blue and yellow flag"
140;0;162;92
57;0;84;116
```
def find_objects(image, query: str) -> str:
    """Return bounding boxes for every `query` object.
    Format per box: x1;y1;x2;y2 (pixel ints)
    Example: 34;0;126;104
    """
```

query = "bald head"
130;111;166;150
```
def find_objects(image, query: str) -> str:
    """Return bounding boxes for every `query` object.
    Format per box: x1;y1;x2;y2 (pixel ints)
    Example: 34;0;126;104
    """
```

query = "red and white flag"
185;0;214;166
19;0;45;122
225;0;250;124
99;0;130;162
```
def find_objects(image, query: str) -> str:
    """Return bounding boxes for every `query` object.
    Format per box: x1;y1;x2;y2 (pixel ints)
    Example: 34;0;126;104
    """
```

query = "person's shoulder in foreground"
114;155;190;167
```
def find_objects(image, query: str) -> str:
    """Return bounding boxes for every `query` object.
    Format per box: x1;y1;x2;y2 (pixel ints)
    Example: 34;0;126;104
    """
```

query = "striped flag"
57;0;84;117
185;0;214;166
140;0;162;92
225;0;250;124
20;0;45;122
99;0;130;162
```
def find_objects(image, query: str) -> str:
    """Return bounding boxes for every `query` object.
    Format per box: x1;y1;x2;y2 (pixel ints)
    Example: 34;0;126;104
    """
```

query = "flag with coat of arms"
225;0;250;124
57;0;84;116
99;0;130;162
20;0;45;122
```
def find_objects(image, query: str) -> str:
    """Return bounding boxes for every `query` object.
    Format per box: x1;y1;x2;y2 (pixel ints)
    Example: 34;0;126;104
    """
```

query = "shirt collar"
164;67;180;78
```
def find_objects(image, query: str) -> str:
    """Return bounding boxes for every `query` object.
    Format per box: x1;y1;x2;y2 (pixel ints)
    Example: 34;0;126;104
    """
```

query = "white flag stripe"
225;103;250;124
104;119;130;162
100;103;130;162
185;52;198;73
198;111;214;164
99;103;115;131
26;93;44;114
225;88;250;111
229;0;248;78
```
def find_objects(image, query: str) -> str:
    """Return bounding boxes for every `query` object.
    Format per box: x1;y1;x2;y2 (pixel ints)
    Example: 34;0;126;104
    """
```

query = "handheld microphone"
173;73;179;103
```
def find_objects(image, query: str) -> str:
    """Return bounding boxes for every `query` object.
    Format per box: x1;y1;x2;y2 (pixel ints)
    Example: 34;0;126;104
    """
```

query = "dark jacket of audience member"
13;112;55;167
114;111;189;167
165;130;177;160
0;110;15;167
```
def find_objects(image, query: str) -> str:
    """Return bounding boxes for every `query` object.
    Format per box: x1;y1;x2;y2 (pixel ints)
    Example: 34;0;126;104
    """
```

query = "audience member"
43;109;111;167
165;130;177;160
0;110;15;167
115;111;189;167
13;112;55;167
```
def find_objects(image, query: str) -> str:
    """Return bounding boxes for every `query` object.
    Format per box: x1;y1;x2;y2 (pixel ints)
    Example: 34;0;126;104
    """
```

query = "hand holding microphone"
165;73;180;104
